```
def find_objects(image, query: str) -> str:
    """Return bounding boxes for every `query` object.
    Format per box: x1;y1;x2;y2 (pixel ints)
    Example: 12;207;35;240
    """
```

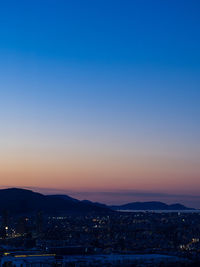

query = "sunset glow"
0;0;200;206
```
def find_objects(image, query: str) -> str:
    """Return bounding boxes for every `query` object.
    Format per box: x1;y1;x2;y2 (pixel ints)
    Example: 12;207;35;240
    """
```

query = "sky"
0;1;200;206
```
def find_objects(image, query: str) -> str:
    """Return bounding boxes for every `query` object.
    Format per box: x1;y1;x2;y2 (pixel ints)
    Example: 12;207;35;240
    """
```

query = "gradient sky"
0;1;200;206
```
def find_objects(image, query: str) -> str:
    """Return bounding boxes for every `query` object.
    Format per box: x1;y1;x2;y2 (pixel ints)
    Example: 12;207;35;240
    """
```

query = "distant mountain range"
0;188;111;215
0;188;194;215
110;201;194;211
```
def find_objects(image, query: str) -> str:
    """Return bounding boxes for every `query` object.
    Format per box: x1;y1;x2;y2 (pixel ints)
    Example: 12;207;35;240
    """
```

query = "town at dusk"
0;1;200;266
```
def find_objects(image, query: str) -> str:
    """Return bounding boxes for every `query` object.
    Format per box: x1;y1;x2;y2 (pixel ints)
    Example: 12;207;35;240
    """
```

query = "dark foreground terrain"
0;188;199;266
1;209;200;266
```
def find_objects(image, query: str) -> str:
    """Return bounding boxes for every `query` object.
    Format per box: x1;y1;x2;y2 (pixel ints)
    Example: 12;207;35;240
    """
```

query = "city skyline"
0;1;200;206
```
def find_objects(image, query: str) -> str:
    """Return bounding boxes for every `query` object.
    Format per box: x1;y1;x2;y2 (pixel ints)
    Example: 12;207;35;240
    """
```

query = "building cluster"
0;211;200;266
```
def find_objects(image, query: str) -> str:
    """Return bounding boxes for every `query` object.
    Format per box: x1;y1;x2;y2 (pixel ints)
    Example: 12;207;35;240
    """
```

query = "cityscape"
0;188;200;266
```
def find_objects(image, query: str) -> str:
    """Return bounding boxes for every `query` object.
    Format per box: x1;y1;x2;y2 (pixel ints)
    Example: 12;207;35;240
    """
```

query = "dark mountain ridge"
0;188;194;215
0;188;111;215
110;201;194;211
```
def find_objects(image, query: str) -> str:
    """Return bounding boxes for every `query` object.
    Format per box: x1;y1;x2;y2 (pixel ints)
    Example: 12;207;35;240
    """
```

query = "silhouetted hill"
47;194;79;202
110;201;194;211
0;188;111;215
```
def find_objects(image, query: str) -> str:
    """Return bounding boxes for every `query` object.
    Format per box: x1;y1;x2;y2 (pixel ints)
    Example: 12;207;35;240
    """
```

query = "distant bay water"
118;210;200;213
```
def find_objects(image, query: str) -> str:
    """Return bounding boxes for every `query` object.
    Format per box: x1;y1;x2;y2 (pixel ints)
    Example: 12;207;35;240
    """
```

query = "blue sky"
0;0;200;205
0;0;200;65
